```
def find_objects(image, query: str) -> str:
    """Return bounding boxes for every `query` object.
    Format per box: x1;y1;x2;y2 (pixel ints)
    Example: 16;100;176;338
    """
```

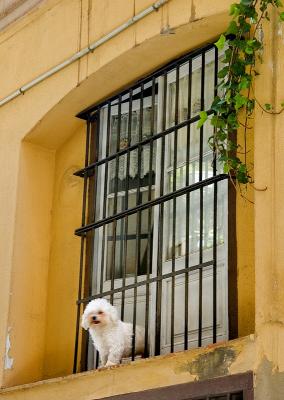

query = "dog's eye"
98;311;103;315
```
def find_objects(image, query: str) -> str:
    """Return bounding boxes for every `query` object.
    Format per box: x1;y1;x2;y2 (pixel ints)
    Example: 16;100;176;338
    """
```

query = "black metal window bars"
73;43;236;373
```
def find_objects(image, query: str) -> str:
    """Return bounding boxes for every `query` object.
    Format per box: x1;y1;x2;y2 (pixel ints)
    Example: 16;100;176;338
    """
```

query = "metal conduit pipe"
0;0;169;108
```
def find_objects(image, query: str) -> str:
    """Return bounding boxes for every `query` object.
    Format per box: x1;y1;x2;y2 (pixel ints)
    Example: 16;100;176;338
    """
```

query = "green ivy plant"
198;0;284;186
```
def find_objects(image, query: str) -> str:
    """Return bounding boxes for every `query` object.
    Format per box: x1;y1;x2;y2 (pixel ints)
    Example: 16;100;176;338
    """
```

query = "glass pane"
165;178;226;261
191;55;202;117
204;48;216;110
106;192;154;279
164;50;225;262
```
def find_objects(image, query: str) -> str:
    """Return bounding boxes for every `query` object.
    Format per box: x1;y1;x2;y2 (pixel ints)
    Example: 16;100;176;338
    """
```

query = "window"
73;43;236;372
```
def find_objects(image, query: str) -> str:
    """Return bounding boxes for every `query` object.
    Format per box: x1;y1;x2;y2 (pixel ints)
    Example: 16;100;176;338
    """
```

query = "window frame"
73;43;238;373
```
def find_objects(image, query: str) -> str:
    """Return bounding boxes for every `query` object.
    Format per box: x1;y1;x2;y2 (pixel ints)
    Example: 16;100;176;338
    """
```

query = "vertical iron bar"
213;46;218;343
88;118;99;299
121;90;133;321
73;241;85;373
198;52;205;347
85;118;99;370
145;77;156;357
95;106;111;376
119;202;124;278
170;65;179;353
100;103;111;294
73;117;91;373
110;96;122;304
184;58;192;350
132;83;144;360
155;72;167;356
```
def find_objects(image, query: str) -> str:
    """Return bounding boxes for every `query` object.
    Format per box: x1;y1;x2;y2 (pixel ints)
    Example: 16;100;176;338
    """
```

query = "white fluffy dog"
81;298;145;367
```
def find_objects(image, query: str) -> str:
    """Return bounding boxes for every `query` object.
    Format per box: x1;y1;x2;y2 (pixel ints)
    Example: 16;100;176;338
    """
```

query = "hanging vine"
198;0;284;186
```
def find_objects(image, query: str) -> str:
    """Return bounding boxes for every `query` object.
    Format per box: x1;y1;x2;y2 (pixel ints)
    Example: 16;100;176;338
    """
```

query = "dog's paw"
105;361;119;368
97;365;107;370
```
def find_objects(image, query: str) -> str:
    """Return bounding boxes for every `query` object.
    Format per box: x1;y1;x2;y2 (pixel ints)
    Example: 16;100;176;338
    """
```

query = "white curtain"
109;106;156;183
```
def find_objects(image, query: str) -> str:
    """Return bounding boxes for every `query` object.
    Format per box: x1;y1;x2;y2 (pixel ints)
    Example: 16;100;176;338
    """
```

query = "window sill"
1;335;255;400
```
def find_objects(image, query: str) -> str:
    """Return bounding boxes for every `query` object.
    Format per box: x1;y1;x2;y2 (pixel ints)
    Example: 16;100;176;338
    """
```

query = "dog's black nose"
92;315;97;321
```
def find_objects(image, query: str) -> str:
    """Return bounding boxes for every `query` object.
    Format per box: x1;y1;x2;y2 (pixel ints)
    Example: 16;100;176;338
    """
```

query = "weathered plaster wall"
6;142;55;384
43;125;84;379
253;10;284;400
237;129;255;337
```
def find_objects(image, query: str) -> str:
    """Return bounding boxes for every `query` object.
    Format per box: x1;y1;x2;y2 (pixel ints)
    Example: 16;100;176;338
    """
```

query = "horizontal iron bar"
74;110;214;177
77;260;213;304
107;233;149;241
75;174;228;236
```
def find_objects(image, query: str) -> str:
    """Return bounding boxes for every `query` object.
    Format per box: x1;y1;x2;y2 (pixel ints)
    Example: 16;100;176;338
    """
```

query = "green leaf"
247;99;255;113
218;66;229;79
236;166;249;183
238;76;251;90
281;101;284;108
226;21;239;35
229;3;240;16
227;113;239;128
222;48;233;63
238;164;247;174
223;163;230;174
279;12;284;21
225;90;232;104
244;39;262;55
197;111;208;129
264;103;272;110
219;154;229;163
234;94;248;110
215;34;226;50
231;59;246;76
245;47;254;55
240;0;253;5
211;116;226;129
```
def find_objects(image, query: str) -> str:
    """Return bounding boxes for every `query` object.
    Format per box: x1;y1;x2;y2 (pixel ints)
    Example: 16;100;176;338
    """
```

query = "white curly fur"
81;298;145;367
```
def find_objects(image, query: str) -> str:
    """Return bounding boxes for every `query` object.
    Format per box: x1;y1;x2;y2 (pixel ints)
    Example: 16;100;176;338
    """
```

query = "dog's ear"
81;310;90;330
109;304;118;323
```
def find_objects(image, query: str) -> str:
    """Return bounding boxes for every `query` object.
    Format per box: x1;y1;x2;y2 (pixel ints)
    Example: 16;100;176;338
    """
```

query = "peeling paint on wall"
5;329;14;370
255;356;284;400
175;346;238;380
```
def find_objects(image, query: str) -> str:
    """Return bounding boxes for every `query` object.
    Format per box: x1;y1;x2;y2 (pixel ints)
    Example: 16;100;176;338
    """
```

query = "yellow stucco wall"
237;128;255;338
3;0;284;399
43;126;85;379
6;142;55;384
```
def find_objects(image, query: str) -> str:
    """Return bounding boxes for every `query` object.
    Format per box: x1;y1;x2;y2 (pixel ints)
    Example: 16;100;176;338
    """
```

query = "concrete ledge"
0;336;256;400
